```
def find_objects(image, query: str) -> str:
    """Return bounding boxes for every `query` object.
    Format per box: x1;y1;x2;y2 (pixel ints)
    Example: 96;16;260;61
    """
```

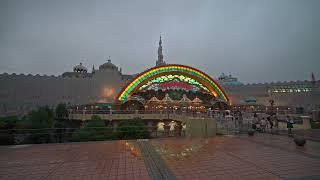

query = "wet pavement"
1;134;320;180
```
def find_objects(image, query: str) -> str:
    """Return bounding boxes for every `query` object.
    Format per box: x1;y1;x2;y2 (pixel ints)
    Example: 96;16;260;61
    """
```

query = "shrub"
70;116;113;142
0;133;15;145
0;116;19;129
15;106;55;144
55;103;68;119
0;116;20;145
16;106;54;129
116;118;150;140
311;120;320;129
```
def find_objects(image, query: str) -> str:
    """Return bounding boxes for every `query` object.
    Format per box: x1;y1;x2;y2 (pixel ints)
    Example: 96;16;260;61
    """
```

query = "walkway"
1;135;320;179
68;112;213;123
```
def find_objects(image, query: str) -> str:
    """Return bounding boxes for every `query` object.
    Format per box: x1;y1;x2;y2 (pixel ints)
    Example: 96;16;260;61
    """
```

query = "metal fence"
0;125;187;145
216;114;305;136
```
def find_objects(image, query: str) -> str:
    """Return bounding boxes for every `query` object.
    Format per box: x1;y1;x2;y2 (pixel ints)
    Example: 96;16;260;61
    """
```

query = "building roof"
99;59;118;70
179;94;191;103
149;96;160;102
192;97;203;103
61;72;92;78
73;63;88;73
162;93;173;102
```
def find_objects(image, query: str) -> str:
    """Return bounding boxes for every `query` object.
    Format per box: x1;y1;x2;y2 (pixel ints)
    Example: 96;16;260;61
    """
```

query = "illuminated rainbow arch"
116;64;229;103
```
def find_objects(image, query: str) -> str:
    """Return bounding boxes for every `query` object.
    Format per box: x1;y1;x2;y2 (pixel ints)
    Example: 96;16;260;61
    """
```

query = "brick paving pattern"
149;136;320;179
137;141;176;180
0;141;149;180
0;135;320;180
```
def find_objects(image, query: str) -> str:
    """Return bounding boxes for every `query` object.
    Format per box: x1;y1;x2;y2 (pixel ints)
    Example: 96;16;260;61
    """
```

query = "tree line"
0;104;149;145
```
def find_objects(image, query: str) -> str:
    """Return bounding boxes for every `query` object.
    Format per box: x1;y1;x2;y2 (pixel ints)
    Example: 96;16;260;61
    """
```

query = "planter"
248;129;255;136
294;136;306;146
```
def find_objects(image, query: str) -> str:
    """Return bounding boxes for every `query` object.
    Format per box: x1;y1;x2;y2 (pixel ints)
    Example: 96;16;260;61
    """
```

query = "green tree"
0;116;19;130
15;106;55;144
70;115;112;142
16;106;54;129
0;116;19;145
55;103;68;119
85;115;104;127
116;118;150;140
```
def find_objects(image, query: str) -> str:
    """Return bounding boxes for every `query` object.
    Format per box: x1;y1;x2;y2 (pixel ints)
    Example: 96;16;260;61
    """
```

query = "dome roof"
99;59;118;70
73;63;88;73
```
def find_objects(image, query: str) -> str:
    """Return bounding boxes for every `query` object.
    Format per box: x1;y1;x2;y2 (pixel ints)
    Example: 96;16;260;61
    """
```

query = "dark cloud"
0;0;319;83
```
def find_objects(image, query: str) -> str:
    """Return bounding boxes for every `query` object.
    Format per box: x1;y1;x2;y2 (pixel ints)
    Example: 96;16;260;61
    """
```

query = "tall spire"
312;72;316;81
92;64;95;73
156;35;166;66
312;72;316;86
159;35;162;46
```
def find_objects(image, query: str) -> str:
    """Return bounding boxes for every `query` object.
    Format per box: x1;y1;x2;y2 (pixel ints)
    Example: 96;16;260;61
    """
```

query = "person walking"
238;111;243;130
252;113;258;130
267;116;274;134
286;115;294;136
260;117;267;133
267;116;273;129
273;114;279;129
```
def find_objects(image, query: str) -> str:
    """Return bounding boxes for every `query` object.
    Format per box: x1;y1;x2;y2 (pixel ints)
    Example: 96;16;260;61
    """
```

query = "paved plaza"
1;134;320;180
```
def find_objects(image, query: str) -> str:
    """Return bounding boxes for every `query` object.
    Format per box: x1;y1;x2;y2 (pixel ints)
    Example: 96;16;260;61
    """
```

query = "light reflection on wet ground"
0;135;320;179
148;136;320;179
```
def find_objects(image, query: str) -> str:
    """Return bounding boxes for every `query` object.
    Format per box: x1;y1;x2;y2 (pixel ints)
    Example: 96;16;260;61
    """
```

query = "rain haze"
0;0;320;83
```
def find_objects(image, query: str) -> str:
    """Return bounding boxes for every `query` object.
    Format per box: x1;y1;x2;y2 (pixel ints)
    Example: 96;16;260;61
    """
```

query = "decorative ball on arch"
116;64;230;104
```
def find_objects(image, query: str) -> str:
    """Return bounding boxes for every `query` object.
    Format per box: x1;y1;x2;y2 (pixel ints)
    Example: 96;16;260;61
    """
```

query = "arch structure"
116;64;229;104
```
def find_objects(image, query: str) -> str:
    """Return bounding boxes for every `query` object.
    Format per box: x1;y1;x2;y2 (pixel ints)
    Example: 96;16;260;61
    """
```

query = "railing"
216;115;308;136
70;109;214;115
68;110;216;121
0;126;187;145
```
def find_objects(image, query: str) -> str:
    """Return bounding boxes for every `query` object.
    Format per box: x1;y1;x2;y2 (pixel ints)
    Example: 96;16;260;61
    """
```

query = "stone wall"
222;80;320;110
1;67;319;116
0;68;124;116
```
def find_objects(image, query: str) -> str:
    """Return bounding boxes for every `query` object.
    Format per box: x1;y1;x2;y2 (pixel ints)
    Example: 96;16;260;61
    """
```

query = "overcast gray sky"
0;0;319;83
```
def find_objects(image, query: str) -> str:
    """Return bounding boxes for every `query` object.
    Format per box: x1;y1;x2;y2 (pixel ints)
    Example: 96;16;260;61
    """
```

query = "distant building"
155;35;166;66
217;73;243;86
0;37;319;116
222;77;320;112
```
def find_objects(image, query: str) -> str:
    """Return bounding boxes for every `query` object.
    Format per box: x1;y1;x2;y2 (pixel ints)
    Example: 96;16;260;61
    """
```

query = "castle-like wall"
1;67;319;116
222;80;320;111
0;68;124;116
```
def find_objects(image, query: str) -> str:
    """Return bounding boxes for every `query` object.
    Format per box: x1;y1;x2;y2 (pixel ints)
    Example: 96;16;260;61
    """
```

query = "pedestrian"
286;115;294;136
252;113;258;130
267;116;273;129
260;117;267;133
238;111;243;128
273;114;279;129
